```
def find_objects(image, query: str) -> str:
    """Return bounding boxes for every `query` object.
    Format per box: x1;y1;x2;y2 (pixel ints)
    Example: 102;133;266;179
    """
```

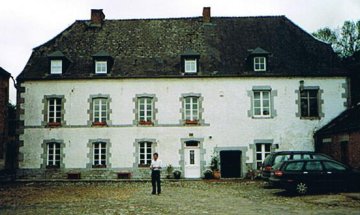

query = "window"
254;57;266;71
253;91;271;117
92;98;108;125
285;162;304;171
184;96;199;123
48;98;62;125
184;59;197;73
138;97;153;125
255;143;271;169
95;61;107;74
47;142;60;168
323;161;346;171
93;142;106;167
305;161;323;171
300;89;319;117
139;142;152;166
50;60;62;74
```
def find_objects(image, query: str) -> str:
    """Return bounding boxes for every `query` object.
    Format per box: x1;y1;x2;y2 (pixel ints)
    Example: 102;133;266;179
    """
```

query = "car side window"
323;161;347;171
303;154;311;160
274;155;290;164
305;161;323;171
285;162;304;171
312;154;329;160
292;154;301;160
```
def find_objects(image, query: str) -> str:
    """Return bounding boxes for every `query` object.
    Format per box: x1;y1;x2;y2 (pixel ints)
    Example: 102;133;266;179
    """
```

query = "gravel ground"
0;180;359;215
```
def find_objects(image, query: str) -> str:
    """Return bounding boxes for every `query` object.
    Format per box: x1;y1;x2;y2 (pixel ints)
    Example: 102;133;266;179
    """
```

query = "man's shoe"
151;192;156;195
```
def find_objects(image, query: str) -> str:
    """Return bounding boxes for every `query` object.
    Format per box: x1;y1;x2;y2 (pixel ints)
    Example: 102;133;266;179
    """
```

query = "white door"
184;148;200;178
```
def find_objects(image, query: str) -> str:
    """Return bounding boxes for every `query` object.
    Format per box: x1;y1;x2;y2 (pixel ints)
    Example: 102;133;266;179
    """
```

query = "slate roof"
315;104;360;136
0;67;11;78
18;15;345;81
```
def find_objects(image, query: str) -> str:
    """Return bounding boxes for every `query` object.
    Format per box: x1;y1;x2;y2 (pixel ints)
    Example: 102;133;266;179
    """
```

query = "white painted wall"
19;77;347;171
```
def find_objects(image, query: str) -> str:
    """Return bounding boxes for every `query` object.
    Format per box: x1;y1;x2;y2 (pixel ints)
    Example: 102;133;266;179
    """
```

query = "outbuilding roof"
17;10;345;81
0;67;11;78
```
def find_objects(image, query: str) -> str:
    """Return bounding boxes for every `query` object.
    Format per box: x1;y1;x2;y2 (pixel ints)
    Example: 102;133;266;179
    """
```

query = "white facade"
19;76;348;178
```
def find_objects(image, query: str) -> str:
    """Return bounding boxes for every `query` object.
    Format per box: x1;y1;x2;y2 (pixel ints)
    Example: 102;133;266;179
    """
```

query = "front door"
184;147;201;178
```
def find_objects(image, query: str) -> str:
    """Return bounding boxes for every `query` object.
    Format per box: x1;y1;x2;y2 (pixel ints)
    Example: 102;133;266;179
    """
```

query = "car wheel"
295;182;308;195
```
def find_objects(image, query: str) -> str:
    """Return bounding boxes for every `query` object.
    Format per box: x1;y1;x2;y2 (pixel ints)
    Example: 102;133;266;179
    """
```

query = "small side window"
305;161;323;171
292;154;301;160
303;154;311;160
285;162;304;171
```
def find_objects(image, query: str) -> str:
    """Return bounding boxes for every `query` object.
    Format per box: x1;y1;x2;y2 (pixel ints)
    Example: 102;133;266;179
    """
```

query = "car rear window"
274;155;290;165
305;161;323;171
272;162;284;170
323;161;346;171
285;162;304;171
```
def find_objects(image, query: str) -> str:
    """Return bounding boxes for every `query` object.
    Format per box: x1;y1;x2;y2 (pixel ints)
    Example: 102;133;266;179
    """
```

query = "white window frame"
50;60;62;74
47;142;60;167
139;142;152;166
93;142;106;166
48;98;62;123
93;98;108;123
184;59;197;73
184;96;199;121
254;57;266;71
255;143;271;169
300;89;319;117
95;61;107;74
253;91;271;117
138;97;153;122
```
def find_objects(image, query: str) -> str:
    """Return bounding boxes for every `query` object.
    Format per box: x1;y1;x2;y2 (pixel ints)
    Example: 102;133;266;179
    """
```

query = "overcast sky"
1;0;359;103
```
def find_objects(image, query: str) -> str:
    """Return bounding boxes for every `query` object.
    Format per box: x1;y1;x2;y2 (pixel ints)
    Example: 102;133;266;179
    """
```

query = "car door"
322;160;349;190
303;161;326;189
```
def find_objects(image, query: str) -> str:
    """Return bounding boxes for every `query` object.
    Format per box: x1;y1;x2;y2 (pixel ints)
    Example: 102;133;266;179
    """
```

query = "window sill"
252;116;272;119
138;164;150;168
184;120;200;125
300;117;320;120
92;165;107;168
46;165;60;169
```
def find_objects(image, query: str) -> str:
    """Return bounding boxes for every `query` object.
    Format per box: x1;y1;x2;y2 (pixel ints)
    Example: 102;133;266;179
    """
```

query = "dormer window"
47;51;70;75
92;51;113;75
254;57;266;71
181;49;200;74
50;60;62;74
185;59;197;74
95;61;107;74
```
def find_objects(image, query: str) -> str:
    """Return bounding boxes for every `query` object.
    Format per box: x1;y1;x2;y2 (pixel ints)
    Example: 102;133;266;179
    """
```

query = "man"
150;152;162;195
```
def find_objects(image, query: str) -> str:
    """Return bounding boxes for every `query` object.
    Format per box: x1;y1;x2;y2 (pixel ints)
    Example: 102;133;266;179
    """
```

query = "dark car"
269;159;360;195
261;151;333;180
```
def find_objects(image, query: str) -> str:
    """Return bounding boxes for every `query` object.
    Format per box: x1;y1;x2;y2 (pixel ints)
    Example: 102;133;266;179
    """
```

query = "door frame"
179;138;205;179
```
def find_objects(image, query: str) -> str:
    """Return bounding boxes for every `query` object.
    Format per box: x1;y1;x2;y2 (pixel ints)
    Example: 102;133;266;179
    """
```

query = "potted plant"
211;153;221;179
47;122;61;127
92;121;107;126
166;164;174;179
139;120;153;125
185;120;199;125
173;169;182;179
203;169;213;179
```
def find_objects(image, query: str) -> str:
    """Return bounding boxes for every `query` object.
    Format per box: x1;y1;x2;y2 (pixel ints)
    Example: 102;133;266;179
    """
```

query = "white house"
16;8;348;179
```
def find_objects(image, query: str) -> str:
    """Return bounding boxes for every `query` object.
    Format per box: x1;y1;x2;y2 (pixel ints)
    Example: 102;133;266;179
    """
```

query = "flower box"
138;163;150;168
139;120;153;126
92;121;107;126
185;120;199;125
47;122;61;127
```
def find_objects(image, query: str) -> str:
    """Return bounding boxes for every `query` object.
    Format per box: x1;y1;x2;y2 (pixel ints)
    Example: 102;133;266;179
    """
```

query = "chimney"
91;9;105;26
202;7;211;23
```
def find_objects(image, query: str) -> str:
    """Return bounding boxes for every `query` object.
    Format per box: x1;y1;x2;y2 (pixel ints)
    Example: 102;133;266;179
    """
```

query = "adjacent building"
16;8;348;179
0;67;11;169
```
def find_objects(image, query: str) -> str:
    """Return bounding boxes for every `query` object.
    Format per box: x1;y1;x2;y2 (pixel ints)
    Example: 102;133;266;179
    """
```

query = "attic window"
95;61;107;74
50;60;62;74
254;57;266;71
184;59;197;73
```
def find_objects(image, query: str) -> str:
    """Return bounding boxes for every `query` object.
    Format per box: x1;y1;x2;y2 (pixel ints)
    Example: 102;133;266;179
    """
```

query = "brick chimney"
91;9;105;26
202;7;211;23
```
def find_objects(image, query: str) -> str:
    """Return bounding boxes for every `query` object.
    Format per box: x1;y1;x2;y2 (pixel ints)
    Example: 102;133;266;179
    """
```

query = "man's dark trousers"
151;170;161;194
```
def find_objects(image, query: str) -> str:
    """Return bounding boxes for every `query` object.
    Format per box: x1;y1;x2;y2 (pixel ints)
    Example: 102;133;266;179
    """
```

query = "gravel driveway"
0;180;359;214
